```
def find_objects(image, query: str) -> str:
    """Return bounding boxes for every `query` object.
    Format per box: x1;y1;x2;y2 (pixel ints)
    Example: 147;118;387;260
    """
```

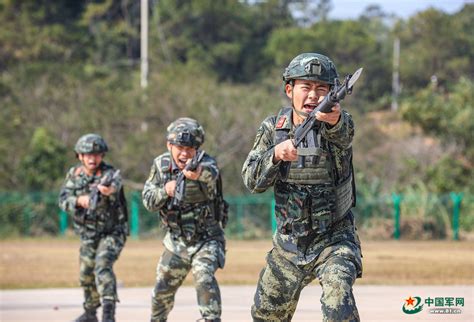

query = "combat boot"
74;308;98;322
102;299;116;322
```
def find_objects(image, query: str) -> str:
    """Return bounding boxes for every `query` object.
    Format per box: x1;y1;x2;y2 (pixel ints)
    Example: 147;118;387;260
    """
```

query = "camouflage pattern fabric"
58;162;128;238
142;151;225;321
166;117;205;148
142;151;225;246
142;152;219;214
242;107;362;321
74;133;108;154
242;108;355;195
58;161;127;309
79;234;125;310
242;108;358;265
151;240;225;322
283;52;339;86
252;240;361;322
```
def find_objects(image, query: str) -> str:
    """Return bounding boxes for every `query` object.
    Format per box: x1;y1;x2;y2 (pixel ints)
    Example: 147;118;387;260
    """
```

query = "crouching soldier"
142;118;227;322
59;134;128;322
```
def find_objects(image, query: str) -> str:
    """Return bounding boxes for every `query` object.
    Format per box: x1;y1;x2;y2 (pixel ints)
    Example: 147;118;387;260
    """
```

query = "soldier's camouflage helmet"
74;133;108;154
283;53;338;86
166;117;205;148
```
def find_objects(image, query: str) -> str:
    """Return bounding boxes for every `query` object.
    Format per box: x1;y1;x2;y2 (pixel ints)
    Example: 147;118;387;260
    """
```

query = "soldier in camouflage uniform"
59;134;128;322
142;118;226;322
242;53;363;322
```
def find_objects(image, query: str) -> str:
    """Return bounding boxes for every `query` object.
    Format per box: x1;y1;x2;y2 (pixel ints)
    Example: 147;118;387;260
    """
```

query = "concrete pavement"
1;285;473;321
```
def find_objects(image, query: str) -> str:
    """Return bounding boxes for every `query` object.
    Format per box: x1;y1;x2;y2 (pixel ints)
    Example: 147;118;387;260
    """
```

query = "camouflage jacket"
58;162;127;238
142;151;224;252
242;107;360;265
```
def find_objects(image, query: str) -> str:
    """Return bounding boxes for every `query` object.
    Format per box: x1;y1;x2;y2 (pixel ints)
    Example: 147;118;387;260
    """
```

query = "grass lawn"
1;238;473;289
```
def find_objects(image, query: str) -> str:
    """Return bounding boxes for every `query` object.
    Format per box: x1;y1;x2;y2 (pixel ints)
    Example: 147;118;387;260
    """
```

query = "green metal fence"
0;191;472;239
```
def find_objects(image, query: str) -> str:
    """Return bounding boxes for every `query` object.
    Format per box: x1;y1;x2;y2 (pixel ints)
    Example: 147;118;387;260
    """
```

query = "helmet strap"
290;86;309;120
293;107;309;118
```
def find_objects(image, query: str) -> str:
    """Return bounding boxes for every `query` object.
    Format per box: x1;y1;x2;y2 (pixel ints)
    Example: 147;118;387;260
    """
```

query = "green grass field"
1;238;473;289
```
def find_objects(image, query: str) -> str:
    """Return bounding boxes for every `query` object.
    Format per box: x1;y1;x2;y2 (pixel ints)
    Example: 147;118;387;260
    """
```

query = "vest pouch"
199;204;223;238
73;211;86;225
334;176;353;219
274;183;291;233
215;198;229;228
99;202;117;234
180;211;197;242
287;187;311;237
160;209;181;235
291;209;312;237
309;187;335;233
201;203;217;226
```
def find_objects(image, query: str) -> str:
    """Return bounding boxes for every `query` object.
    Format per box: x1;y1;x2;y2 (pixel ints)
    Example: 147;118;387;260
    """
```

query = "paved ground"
1;285;473;321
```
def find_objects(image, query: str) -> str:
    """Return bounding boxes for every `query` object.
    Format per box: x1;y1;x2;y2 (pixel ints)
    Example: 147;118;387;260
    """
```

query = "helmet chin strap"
291;92;309;119
293;107;309;118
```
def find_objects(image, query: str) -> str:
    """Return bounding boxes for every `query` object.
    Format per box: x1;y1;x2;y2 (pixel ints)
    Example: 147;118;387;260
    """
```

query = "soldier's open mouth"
303;104;317;112
177;158;188;167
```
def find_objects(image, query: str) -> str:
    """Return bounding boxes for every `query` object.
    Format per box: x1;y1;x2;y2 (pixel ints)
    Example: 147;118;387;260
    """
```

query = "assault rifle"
87;169;120;216
291;67;363;169
169;150;205;209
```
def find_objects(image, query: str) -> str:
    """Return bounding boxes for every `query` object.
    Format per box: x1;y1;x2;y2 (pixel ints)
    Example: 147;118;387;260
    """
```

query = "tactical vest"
72;164;129;238
273;107;355;237
159;154;224;241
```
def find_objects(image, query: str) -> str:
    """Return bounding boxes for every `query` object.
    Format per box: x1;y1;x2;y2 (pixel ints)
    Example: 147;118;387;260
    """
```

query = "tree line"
1;0;473;201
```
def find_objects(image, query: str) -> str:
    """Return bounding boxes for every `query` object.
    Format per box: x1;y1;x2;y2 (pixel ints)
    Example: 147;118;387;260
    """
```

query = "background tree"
0;1;473;198
149;0;293;81
400;77;474;192
395;6;474;92
18;127;67;191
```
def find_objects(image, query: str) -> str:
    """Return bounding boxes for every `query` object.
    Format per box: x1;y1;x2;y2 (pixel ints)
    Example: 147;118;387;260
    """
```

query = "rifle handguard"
289;68;363;170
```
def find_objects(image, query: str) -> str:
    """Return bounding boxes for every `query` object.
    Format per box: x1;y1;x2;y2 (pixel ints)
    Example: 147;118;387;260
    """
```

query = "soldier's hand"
165;180;177;197
98;184;116;196
76;195;90;209
316;102;341;126
183;165;202;180
273;139;298;163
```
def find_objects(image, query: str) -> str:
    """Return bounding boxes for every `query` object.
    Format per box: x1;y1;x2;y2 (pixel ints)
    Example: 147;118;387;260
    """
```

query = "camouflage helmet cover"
166;117;205;148
74;133;108;154
283;53;338;85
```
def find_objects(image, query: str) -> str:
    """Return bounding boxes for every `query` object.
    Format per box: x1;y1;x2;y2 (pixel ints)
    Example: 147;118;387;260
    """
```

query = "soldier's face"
78;153;103;173
167;142;197;170
286;79;329;123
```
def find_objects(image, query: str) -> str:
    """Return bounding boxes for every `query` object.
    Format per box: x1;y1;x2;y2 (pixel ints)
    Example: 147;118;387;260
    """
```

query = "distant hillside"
354;110;444;192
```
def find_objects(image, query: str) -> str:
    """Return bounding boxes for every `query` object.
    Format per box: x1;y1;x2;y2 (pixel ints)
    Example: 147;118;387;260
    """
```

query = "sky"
328;0;469;20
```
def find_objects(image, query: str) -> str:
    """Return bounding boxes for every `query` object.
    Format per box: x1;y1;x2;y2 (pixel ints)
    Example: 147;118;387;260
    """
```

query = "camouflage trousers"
252;240;362;322
79;234;125;310
151;239;225;322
